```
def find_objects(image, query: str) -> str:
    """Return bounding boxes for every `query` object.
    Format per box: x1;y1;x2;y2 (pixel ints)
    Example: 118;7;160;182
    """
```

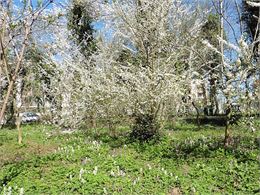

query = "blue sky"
12;0;243;60
13;0;57;10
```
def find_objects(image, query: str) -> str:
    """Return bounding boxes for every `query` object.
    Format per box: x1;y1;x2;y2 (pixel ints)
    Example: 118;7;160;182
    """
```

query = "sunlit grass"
0;123;259;194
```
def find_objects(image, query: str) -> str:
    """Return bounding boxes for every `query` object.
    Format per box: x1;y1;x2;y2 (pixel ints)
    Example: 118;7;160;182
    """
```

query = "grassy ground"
0;122;259;195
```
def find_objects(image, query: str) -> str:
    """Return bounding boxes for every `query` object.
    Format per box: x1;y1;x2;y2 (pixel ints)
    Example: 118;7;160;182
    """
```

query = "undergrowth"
0;123;259;194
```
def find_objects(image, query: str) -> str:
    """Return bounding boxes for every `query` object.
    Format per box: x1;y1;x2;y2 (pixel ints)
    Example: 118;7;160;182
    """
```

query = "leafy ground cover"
0;122;259;194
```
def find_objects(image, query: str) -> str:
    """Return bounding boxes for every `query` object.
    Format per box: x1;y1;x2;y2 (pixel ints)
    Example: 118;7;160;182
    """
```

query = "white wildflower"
7;186;12;195
79;168;84;180
250;126;256;132
110;170;115;177
19;188;24;195
93;166;98;175
103;188;108;194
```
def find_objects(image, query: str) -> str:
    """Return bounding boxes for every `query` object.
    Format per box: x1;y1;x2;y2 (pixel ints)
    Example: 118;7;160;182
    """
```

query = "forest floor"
0;122;259;194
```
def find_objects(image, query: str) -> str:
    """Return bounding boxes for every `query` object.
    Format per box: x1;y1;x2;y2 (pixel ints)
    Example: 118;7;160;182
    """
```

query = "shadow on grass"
83;126;259;163
84;128;133;148
0;162;26;191
83;127;162;149
164;122;223;132
133;135;259;162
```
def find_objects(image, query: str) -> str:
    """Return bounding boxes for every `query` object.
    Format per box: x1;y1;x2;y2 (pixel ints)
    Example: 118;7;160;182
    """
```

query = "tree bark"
201;83;207;108
192;101;200;129
220;0;225;74
0;26;30;128
15;75;23;144
16;113;22;144
0;0;53;128
224;104;232;147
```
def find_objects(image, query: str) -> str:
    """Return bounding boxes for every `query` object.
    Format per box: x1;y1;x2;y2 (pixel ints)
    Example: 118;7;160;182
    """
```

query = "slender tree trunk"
0;0;52;129
16;113;22;144
192;101;200;129
0;34;7;124
224;104;232;147
224;122;231;147
5;94;15;125
220;0;224;75
15;76;23;144
0;27;30;129
0;60;2;79
209;75;216;115
214;91;219;115
108;120;116;137
201;83;207;107
0;61;2;107
90;113;96;129
219;0;232;147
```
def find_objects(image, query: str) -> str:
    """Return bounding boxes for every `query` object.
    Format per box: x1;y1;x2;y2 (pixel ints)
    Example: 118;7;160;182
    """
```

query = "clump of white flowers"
109;166;126;177
42;0;209;133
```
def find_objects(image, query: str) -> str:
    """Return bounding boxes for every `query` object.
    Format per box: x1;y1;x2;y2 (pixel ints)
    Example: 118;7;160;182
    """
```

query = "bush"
130;114;160;142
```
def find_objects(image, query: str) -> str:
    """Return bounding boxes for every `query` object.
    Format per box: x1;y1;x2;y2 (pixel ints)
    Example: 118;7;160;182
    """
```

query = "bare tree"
0;0;54;144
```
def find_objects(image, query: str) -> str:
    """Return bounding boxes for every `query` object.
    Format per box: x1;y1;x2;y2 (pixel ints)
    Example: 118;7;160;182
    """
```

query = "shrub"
130;114;160;142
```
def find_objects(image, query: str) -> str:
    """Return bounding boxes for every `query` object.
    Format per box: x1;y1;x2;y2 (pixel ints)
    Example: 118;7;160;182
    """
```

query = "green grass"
0;123;259;194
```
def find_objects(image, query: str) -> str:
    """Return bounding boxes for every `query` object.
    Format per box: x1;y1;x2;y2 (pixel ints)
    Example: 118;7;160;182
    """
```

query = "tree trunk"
5;94;15;126
16;113;22;144
224;120;231;148
224;104;232;147
209;75;216;115
201;83;208;108
214;92;219;115
0;0;53;129
15;76;23;144
0;29;29;128
220;0;225;77
90;115;96;129
0;75;2;114
192;101;200;129
108;120;116;137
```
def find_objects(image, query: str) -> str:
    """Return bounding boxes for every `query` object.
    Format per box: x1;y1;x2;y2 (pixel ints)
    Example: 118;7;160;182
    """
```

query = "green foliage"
130;114;160;142
0;124;259;194
201;14;220;46
200;13;223;71
242;0;259;55
23;45;56;111
67;0;96;55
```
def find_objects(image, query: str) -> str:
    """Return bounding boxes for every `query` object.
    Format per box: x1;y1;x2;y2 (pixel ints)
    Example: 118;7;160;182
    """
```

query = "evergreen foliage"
67;0;96;55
